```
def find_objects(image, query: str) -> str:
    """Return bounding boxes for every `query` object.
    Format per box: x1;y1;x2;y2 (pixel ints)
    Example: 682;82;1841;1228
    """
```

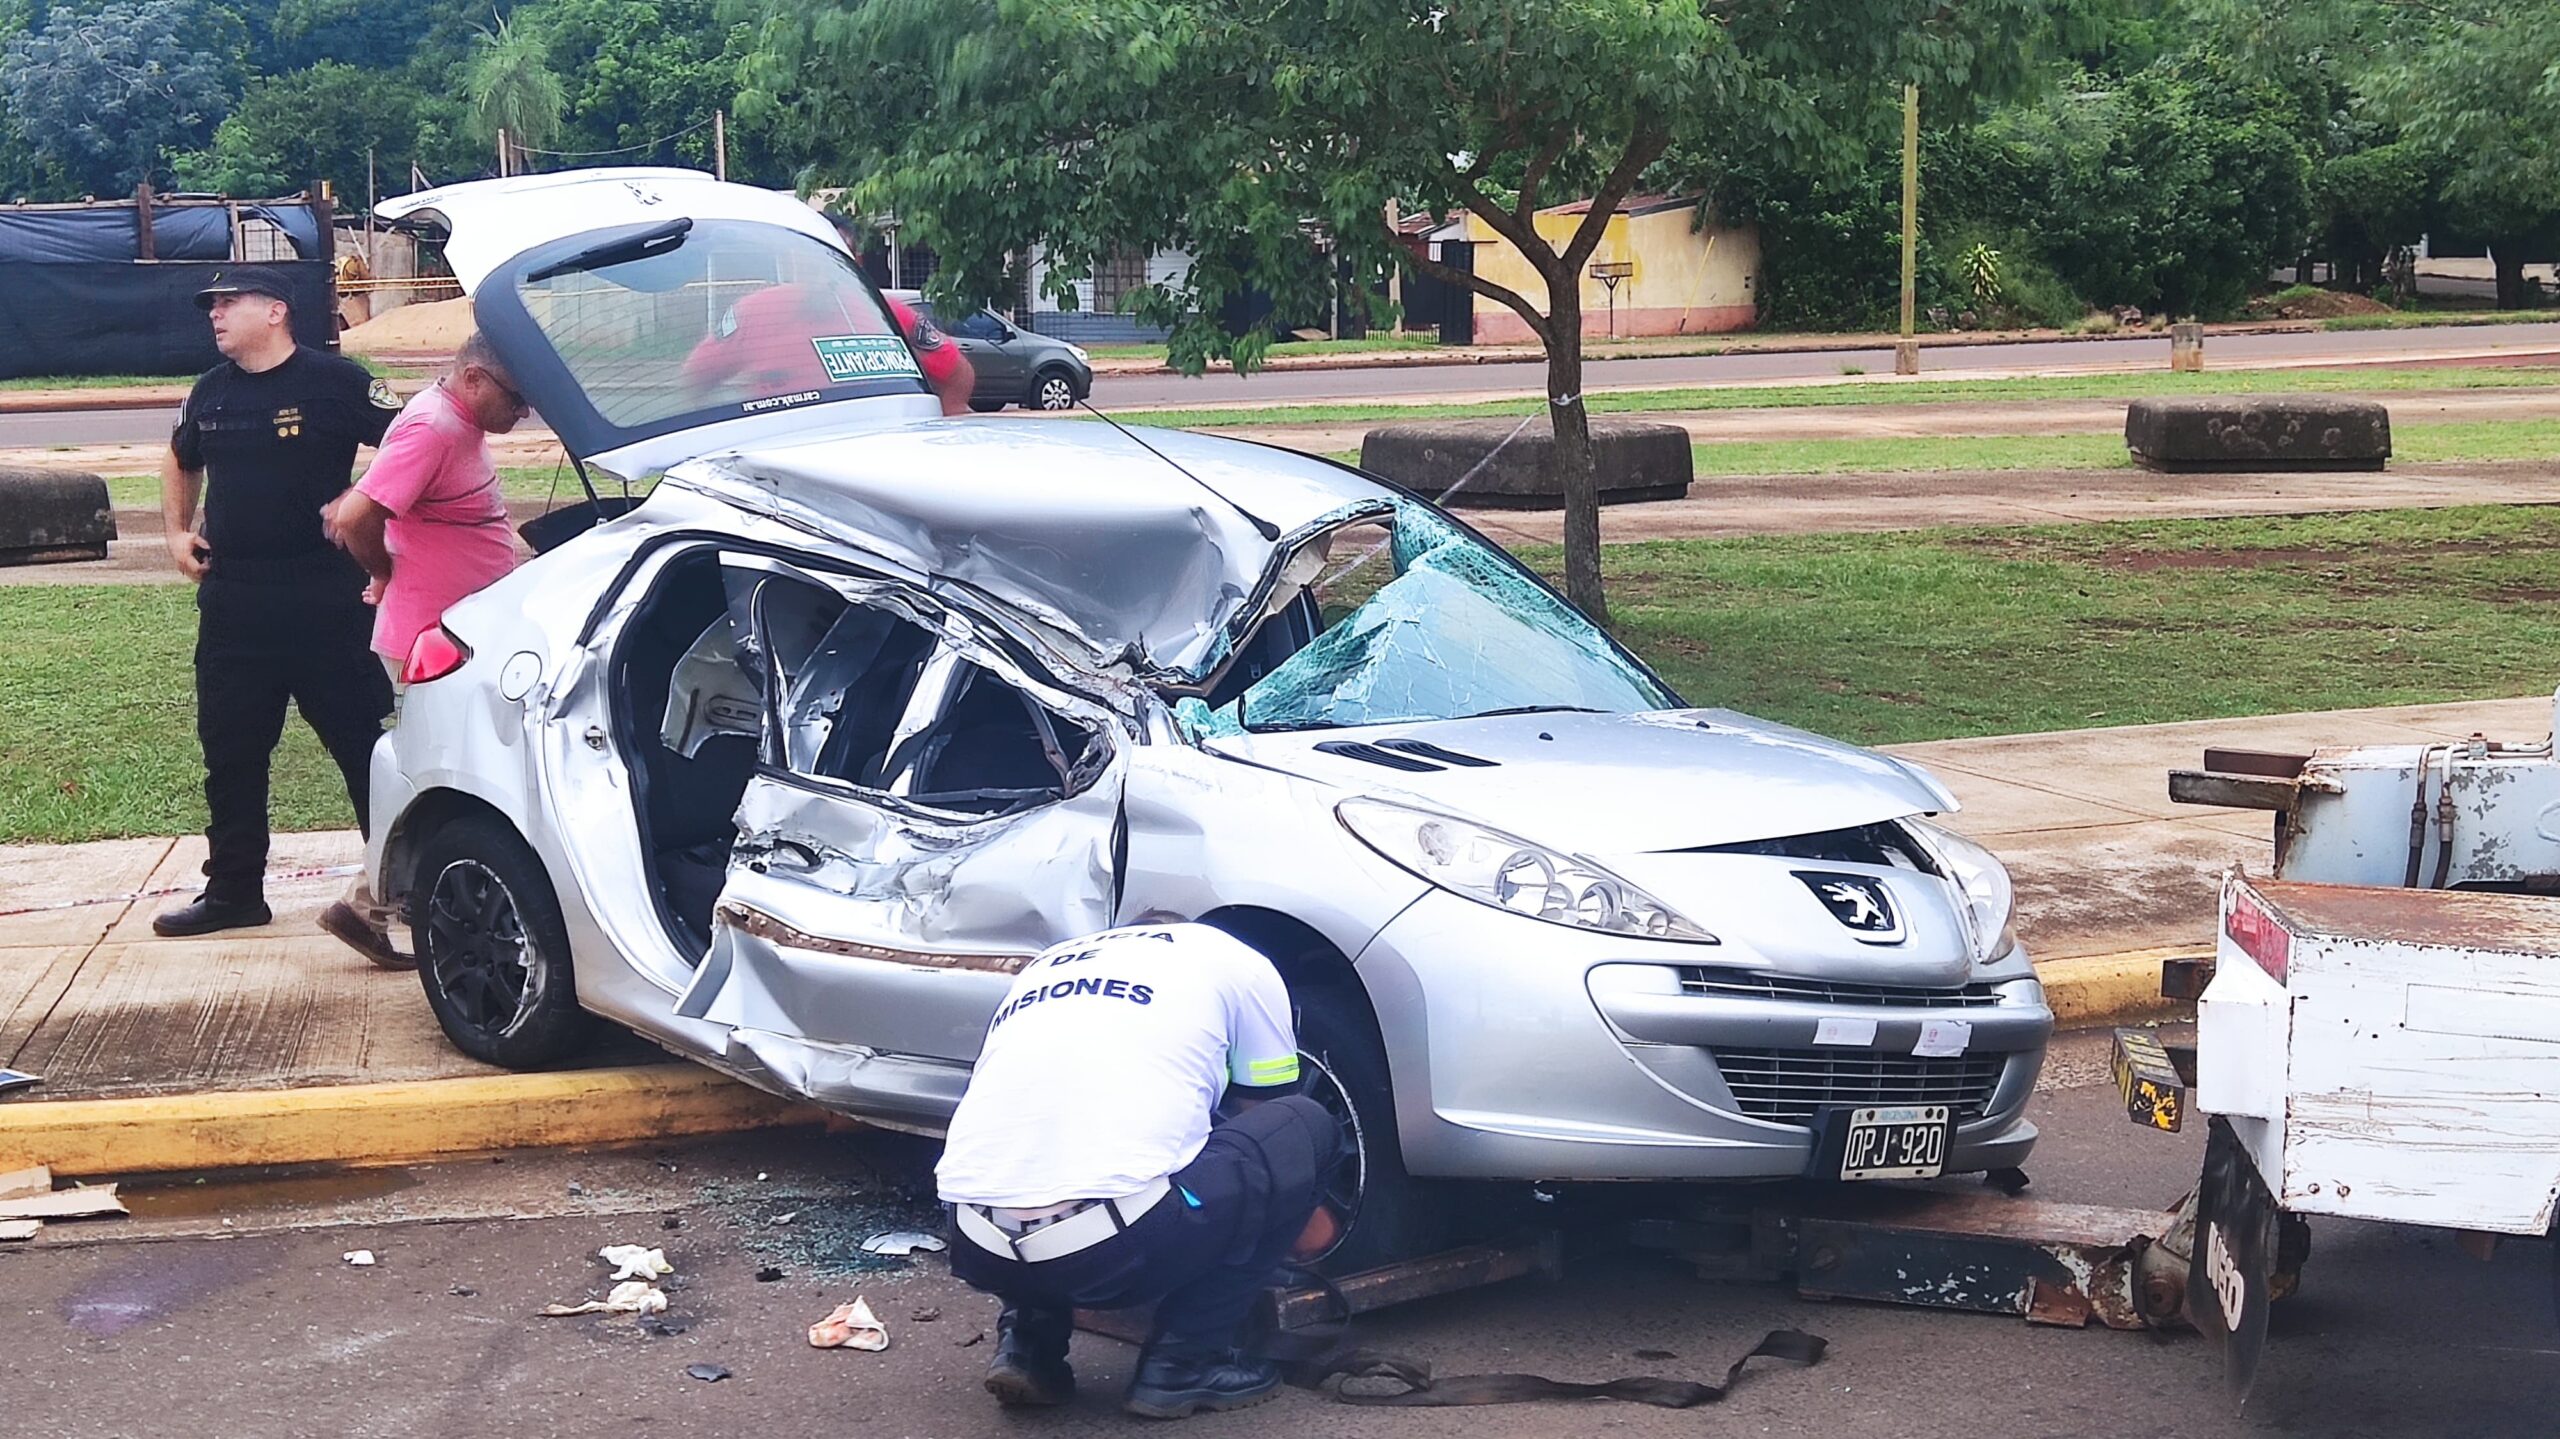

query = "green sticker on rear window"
811;333;923;384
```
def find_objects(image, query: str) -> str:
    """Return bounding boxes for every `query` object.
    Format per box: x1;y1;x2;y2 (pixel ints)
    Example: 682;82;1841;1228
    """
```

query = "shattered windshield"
1176;502;1676;737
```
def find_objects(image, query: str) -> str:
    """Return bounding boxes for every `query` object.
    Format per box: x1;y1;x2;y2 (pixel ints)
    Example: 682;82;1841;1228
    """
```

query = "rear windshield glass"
512;218;922;429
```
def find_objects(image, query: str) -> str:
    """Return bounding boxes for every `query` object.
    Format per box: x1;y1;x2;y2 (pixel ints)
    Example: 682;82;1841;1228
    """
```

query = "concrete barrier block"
1359;416;1693;509
2124;396;2390;472
0;467;115;565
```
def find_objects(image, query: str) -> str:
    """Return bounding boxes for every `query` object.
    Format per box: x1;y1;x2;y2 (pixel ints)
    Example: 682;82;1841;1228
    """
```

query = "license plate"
1839;1104;1950;1180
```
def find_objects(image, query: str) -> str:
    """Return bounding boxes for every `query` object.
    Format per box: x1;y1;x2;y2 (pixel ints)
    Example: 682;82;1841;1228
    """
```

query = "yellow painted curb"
2038;945;2211;1030
0;1064;827;1177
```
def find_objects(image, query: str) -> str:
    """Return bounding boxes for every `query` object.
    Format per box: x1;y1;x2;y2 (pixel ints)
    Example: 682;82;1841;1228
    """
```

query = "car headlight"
1337;798;1716;942
1065;343;1090;363
1904;817;2017;961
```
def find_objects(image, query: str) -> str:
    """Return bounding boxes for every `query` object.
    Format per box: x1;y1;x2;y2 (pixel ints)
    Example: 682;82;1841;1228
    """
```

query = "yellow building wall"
1464;202;1759;344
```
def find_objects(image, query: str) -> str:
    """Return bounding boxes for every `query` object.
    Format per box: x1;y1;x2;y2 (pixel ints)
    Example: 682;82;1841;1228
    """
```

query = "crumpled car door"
677;586;1126;1069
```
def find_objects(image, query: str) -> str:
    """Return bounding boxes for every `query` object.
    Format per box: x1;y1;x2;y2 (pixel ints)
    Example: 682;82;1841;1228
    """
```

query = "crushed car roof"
668;418;1386;680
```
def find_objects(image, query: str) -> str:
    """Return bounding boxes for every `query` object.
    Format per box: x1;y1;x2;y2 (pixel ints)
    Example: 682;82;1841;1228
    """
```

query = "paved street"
4;1030;2552;1438
9;320;2560;449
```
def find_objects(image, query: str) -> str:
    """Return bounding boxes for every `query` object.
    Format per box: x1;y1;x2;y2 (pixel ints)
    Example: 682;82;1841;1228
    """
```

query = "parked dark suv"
891;289;1095;412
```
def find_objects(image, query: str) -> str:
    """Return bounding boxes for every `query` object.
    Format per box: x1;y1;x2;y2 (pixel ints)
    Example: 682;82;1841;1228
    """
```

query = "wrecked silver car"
367;170;2050;1268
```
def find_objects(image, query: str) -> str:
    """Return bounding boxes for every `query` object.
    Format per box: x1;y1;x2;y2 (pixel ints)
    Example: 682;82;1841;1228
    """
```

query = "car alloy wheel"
411;813;591;1068
1034;370;1077;410
1297;1047;1368;1262
424;858;544;1036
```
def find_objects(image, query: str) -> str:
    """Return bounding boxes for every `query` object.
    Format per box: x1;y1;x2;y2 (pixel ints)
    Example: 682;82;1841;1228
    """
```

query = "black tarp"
0;204;322;264
0;259;335;379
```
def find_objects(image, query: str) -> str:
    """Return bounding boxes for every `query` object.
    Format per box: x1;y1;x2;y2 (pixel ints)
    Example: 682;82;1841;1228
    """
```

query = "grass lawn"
2327;308;2560;331
1525;503;2560;746
0;584;355;845
1680;417;2560;477
1113;364;2560;432
104;464;635;510
14;504;2560;843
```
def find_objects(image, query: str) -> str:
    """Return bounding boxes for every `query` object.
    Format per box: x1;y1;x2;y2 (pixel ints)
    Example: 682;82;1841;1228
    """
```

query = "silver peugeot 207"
369;170;2050;1268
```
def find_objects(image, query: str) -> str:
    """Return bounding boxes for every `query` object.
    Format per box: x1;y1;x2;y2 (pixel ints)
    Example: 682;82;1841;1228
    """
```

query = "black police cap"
193;264;295;311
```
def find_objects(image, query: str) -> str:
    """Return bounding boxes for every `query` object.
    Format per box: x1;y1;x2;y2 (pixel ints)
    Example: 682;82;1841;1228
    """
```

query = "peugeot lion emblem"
1795;871;1904;944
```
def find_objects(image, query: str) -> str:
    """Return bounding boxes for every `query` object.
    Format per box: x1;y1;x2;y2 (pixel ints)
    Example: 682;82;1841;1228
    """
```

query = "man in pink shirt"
315;330;530;966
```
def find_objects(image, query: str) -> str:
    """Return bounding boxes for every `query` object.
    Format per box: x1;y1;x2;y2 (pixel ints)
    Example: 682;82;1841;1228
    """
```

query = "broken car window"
1176;501;1675;737
710;569;1104;817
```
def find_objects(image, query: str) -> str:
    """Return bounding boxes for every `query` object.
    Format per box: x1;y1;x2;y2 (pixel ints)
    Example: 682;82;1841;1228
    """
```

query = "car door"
678;573;1127;1066
947;308;1024;403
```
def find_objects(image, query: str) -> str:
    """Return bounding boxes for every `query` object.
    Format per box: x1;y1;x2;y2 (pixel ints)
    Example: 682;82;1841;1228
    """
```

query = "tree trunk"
2493;244;2528;311
1543;275;1606;624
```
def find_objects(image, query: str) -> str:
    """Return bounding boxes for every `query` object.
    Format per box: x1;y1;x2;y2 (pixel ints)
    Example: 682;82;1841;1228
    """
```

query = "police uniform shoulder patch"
366;378;399;411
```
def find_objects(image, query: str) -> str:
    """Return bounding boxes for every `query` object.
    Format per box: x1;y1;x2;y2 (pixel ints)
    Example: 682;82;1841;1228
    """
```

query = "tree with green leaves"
508;0;764;175
740;0;2042;620
2218;0;2560;309
466;12;566;163
174;60;467;204
0;0;246;196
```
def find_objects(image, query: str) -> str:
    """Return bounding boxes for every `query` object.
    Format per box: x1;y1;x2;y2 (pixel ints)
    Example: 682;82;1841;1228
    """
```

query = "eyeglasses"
470;365;530;414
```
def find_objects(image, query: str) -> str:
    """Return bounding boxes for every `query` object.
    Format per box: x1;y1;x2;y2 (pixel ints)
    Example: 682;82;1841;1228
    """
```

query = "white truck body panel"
2202;873;2560;1235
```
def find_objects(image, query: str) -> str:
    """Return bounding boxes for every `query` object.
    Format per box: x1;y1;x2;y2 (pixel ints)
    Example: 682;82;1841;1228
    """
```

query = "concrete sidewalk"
1;693;2546;1167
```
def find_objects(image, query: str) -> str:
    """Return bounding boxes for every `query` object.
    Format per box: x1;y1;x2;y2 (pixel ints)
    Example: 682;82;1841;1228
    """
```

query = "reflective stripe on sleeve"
1242;1055;1301;1086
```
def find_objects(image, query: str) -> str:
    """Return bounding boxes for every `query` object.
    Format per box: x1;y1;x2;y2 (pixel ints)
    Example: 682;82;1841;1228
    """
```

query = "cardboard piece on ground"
0;1163;49;1199
0;1182;123;1220
0;1218;39;1241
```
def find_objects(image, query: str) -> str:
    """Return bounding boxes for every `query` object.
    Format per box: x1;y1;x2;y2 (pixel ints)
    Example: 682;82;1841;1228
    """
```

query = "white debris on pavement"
808;1297;890;1351
598;1243;675;1280
342;1250;377;1267
541;1281;669;1317
858;1230;944;1256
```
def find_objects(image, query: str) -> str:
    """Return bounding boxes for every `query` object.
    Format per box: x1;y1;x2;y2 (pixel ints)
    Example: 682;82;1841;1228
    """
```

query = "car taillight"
402;624;472;685
2224;886;2290;983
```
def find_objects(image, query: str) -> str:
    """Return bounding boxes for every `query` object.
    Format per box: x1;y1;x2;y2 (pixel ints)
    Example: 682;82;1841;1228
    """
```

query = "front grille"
1676;969;2004;1008
1709;1046;2008;1124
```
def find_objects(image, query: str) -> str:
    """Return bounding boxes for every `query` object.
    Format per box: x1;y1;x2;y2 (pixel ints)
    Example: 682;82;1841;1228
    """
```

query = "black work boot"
1123;1342;1281;1419
984;1303;1075;1407
151;892;273;937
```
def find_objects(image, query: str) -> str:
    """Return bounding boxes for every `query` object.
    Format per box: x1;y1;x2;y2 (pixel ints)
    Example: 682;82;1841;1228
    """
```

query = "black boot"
152;892;273;937
984;1303;1075;1407
1123;1341;1280;1419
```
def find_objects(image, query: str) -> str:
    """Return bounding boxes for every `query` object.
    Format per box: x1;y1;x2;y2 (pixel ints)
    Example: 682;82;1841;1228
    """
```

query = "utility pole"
1896;83;1919;376
497;127;511;178
714;110;727;181
365;145;376;273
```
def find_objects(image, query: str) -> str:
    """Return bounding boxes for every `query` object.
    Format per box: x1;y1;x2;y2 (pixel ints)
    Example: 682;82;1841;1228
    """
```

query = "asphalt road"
12;321;2560;451
6;1029;2553;1438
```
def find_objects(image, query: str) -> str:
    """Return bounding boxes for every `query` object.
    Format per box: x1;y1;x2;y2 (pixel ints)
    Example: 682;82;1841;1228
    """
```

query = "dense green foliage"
0;0;2543;327
0;0;768;202
1724;0;2560;325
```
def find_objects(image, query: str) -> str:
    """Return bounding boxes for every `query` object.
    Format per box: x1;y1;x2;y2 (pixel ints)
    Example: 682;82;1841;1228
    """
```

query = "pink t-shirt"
355;384;517;660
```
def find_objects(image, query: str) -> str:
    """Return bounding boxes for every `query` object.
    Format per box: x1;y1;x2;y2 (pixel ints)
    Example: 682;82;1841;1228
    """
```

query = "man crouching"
937;921;1342;1418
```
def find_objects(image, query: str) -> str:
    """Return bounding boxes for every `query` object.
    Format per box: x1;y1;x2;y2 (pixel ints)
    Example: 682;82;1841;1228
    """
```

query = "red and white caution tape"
0;862;362;919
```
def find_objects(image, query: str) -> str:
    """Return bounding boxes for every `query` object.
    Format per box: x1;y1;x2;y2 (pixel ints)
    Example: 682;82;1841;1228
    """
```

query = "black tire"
1029;366;1079;411
968;398;1007;413
413;814;593;1068
1293;982;1454;1275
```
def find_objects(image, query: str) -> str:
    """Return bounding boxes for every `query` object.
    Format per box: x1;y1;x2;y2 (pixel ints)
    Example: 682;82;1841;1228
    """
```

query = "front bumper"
1358;891;2050;1181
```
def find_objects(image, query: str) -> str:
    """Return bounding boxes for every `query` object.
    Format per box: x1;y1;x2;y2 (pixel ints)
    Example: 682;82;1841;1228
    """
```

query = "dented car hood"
1205;709;1958;855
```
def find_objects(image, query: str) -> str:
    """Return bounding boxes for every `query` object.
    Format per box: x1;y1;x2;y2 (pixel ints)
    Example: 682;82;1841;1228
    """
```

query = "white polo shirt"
936;923;1302;1209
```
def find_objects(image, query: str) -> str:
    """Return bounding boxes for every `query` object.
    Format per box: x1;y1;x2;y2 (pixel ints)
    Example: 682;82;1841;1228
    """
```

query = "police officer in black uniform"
152;265;405;937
